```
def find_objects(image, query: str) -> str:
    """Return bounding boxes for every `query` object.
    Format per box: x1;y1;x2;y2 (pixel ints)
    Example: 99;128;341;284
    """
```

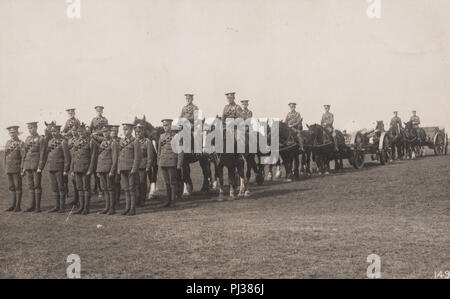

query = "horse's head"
307;123;324;145
376;121;384;131
403;121;415;137
133;115;161;140
44;121;56;138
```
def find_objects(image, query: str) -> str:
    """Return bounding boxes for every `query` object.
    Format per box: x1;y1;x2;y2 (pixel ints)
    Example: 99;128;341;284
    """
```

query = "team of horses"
44;117;430;201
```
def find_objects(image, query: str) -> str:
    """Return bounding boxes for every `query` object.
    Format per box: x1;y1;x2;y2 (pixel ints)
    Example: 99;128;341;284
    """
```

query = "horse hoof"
324;172;330;175
286;178;292;182
244;191;251;198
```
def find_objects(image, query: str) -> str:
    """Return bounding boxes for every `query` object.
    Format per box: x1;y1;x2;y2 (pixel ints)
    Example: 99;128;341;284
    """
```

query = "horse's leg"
199;156;210;192
267;164;273;180
227;165;236;200
216;162;224;199
275;158;282;179
293;152;300;179
237;158;249;198
148;163;158;199
182;163;192;197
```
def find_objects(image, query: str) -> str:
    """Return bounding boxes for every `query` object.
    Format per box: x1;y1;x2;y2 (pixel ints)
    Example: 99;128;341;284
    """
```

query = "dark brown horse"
404;120;426;159
306;124;345;174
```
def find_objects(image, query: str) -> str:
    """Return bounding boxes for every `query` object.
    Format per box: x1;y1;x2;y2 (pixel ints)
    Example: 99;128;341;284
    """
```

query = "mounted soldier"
410;110;421;134
71;124;97;215
134;123;156;206
321;104;338;152
90;105;108;196
62;108;81;136
45;125;70;213
21;122;46;212
389;111;403;136
118;123;141;216
180;94;199;125
93;125;119;215
240;100;253;120
4;126;24;212
285;102;304;152
222;92;243;125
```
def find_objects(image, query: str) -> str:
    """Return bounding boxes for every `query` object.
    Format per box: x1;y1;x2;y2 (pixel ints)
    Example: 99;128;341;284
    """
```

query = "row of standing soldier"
4;110;183;216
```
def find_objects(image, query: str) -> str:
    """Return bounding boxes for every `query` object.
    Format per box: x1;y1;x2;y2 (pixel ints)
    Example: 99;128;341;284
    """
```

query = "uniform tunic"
180;103;199;123
4;138;24;192
157;132;184;168
46;137;70;193
63;117;81;134
285;111;302;129
95;136;119;173
240;108;253;120
137;136;155;170
410;115;420;128
22;134;46;191
90;116;109;133
118;136;141;192
71;137;97;174
321;112;334;128
222;103;243;122
390;116;402;131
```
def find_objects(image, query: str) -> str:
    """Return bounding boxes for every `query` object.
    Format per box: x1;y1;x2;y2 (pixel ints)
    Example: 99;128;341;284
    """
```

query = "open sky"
1;0;449;144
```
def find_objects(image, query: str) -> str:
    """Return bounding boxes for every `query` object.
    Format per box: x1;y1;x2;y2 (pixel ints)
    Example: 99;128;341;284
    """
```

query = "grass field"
0;149;449;278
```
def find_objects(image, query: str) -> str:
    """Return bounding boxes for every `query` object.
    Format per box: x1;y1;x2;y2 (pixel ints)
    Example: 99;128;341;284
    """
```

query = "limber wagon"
421;127;448;156
343;129;392;169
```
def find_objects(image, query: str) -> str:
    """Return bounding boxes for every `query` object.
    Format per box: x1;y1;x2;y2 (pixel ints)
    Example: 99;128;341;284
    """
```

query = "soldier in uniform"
321;104;338;152
134;123;156;206
110;125;122;205
21;122;46;212
158;119;184;208
90;106;108;196
66;125;80;207
93;125;119;215
222;92;243;124
71;125;97;215
180;94;199;125
118;123;141;216
4;126;24;212
45;125;70;213
240;100;253;120
389;111;403;135
62;108;81;135
285;102;304;151
410;110;421;131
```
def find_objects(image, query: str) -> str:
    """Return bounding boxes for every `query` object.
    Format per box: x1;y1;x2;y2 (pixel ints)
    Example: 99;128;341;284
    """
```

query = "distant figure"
180;94;199;125
285;102;304;151
390;111;403;135
62;108;81;136
240;100;253;120
321;104;338;152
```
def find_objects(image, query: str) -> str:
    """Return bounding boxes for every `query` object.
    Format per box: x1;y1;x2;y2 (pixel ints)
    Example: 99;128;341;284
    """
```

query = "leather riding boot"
25;190;36;212
128;192;136;216
73;191;84;214
297;133;304;152
163;184;172;207
121;191;130;215
35;190;42;213
99;191;109;214
333;136;339;152
14;191;22;212
82;191;90;215
67;188;79;206
6;191;16;212
48;192;60;213
58;193;66;213
107;191;116;215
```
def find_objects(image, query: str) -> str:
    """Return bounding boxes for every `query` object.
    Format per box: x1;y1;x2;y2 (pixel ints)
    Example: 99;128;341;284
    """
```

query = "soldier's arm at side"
38;136;46;171
62;140;71;174
131;140;141;174
110;141;119;176
146;140;153;170
157;139;162;166
20;140;26;174
88;140;98;174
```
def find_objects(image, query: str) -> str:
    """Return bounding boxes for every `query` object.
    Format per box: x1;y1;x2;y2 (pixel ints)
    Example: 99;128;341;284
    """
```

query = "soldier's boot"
107;191;116;215
13;191;22;212
121;191;130;215
163;184;172;208
296;133;304;152
58;193;66;213
5;191;16;212
73;191;84;214
48;193;60;213
24;190;36;212
99;191;109;214
333;136;339;152
34;190;42;213
128;192;136;216
67;189;79;206
82;191;90;215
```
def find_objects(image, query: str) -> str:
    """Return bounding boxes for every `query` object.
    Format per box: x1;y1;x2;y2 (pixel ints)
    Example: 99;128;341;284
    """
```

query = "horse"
387;124;406;160
403;120;426;159
133;116;162;199
306;124;345;174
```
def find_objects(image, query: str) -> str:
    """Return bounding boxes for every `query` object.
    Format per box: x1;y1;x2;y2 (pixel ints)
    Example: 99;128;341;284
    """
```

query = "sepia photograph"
0;0;449;284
